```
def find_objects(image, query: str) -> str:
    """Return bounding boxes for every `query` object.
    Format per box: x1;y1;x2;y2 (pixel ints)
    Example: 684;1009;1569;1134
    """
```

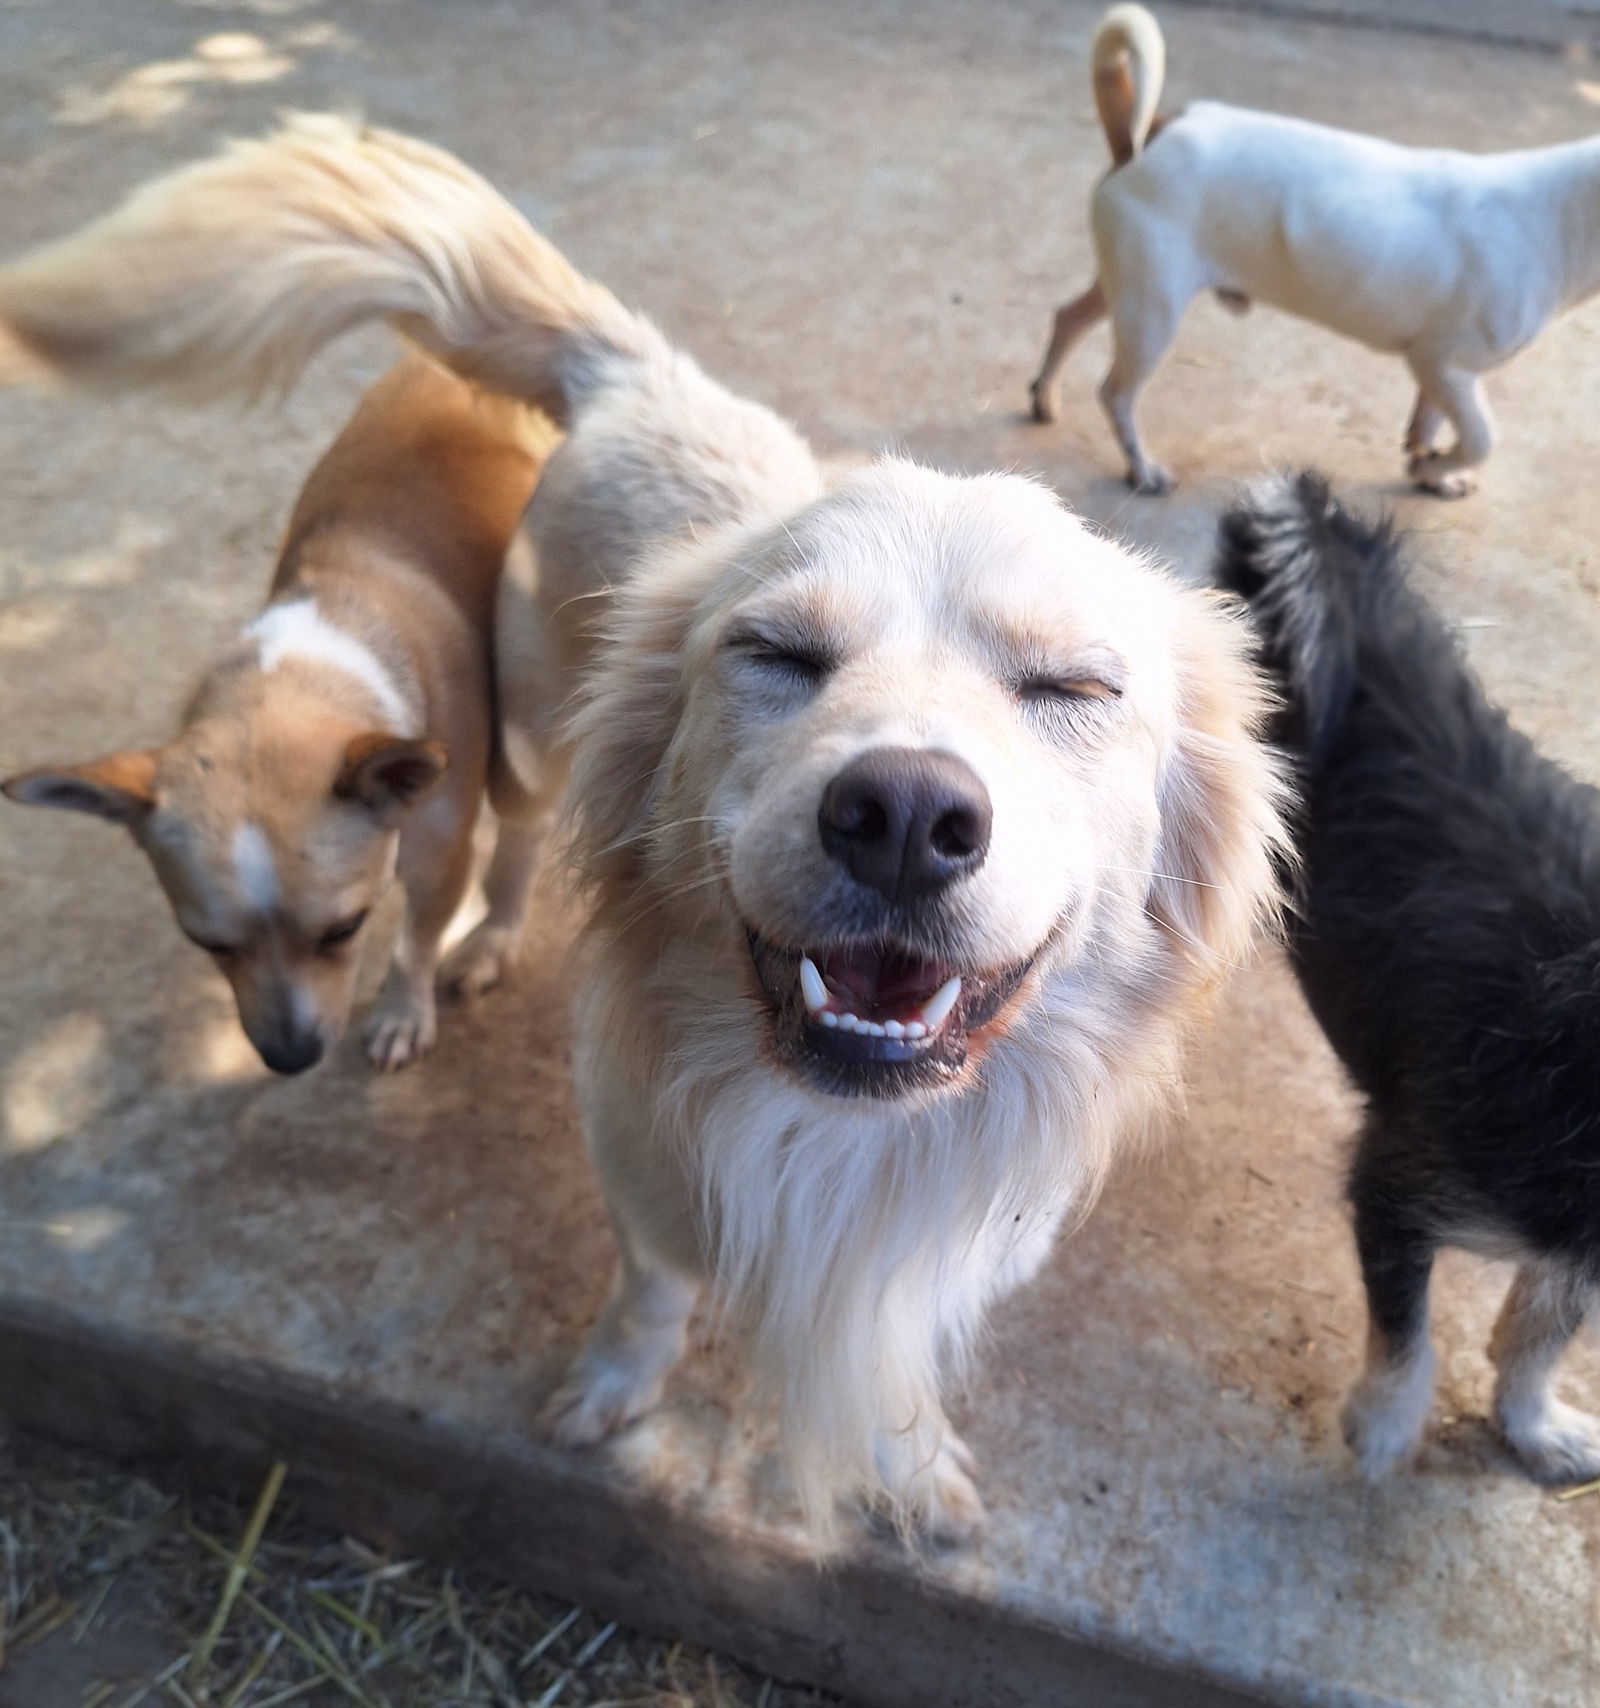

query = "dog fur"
1032;2;1600;498
1217;471;1600;1485
0;116;1289;1539
3;354;556;1072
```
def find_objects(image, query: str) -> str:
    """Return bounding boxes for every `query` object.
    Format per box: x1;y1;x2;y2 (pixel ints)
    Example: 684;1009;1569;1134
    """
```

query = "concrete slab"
4;2;1600;1704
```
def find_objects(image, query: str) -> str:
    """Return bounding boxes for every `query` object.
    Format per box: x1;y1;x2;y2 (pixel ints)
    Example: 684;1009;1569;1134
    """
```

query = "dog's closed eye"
722;622;838;699
1015;674;1122;705
317;910;369;954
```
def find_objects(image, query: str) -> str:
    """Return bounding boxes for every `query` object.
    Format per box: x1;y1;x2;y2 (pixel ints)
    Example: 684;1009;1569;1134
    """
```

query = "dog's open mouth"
747;932;1036;1097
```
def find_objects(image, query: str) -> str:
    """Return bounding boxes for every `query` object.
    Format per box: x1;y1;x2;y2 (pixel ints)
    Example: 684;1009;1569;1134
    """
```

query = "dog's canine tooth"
920;975;962;1032
799;954;828;1014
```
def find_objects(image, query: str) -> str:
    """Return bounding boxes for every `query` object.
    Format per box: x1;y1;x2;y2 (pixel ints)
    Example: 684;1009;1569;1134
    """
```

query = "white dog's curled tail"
0;114;662;422
1092;3;1166;165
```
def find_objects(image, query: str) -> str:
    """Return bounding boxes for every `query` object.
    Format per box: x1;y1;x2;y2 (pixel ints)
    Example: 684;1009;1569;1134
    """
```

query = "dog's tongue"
818;944;952;1011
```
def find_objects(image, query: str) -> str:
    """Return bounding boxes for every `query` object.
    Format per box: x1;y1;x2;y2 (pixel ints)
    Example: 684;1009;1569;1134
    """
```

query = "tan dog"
0;119;1287;1540
3;355;556;1072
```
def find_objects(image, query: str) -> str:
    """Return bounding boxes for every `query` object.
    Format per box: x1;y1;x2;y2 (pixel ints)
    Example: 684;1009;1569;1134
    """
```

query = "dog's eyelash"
318;910;369;951
1015;676;1122;705
726;632;836;684
189;936;238;959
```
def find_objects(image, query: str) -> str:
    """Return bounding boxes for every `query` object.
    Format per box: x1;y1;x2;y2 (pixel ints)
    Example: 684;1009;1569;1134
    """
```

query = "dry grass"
0;1433;843;1708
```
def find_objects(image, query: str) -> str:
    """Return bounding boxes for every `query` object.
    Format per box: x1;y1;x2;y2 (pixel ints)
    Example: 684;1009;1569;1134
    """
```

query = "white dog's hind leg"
1403;391;1445;460
1406;365;1495;498
1030;280;1107;425
1100;284;1187;494
545;1230;701;1447
1490;1261;1600;1484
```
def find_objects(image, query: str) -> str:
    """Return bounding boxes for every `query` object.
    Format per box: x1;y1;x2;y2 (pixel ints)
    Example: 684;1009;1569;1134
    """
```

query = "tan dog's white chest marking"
1030;2;1600;497
246;599;418;737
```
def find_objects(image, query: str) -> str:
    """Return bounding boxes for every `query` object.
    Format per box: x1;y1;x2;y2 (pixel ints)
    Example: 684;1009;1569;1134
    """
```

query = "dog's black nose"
256;1031;325;1076
818;747;992;901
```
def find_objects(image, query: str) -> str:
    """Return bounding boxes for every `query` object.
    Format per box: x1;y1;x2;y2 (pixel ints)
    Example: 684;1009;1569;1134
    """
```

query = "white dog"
1032;2;1600;497
0;118;1288;1542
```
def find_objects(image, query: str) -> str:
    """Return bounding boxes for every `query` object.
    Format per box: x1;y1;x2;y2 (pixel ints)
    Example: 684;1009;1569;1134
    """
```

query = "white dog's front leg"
545;1232;701;1447
1406;364;1495;498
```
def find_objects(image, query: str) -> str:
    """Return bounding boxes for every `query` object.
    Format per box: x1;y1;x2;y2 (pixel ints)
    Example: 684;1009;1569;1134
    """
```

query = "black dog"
1216;471;1600;1483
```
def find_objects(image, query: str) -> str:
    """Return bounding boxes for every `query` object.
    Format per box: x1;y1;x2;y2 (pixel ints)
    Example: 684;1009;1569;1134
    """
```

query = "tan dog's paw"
543;1354;663;1448
1407;455;1476;499
364;990;438;1071
440;922;521;1001
1029;380;1059;425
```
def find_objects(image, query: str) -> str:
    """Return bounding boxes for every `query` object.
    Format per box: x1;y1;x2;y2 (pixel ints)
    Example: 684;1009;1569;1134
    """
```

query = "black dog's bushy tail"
1214;470;1408;767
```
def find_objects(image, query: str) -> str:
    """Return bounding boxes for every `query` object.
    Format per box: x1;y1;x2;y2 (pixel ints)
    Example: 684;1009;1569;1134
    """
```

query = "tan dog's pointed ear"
334;734;447;819
1150;593;1293;981
2;750;159;825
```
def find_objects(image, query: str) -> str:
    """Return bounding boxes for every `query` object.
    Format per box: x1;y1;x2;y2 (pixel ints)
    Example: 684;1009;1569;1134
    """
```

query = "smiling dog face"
569;459;1284;1102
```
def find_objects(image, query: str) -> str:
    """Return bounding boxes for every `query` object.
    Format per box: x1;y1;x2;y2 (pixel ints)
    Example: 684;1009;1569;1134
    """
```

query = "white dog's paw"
880;1429;985;1546
1127;462;1174;497
1500;1399;1600;1485
439;921;522;1001
363;992;437;1071
1407;456;1476;499
543;1352;663;1448
914;1434;986;1546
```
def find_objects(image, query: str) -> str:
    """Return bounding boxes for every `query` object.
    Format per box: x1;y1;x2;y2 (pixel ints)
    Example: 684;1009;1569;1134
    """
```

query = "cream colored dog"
1032;3;1600;497
0;118;1287;1540
2;354;554;1072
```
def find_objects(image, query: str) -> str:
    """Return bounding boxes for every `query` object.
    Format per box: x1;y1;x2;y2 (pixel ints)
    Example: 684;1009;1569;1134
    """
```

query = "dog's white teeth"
820;1010;840;1028
862;1020;886;1038
799;955;829;1015
904;1020;928;1040
837;1012;861;1033
920;975;963;1032
884;1019;906;1040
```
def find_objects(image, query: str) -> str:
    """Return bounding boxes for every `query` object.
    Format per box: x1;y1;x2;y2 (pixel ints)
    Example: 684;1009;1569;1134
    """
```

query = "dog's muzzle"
747;933;1036;1098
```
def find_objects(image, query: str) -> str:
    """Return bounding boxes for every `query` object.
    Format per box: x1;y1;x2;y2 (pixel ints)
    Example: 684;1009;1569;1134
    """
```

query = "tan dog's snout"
233;977;329;1076
817;747;992;904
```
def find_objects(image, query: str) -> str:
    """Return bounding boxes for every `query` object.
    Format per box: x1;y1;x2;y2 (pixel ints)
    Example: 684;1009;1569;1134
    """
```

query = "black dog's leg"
1490;1260;1600;1483
1342;1137;1438;1475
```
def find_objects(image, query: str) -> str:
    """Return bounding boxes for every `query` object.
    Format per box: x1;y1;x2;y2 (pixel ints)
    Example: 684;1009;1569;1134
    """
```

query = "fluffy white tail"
1092;3;1166;166
0;114;662;422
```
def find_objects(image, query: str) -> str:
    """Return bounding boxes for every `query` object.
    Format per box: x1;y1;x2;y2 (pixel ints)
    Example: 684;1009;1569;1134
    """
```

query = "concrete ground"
4;1;1600;1704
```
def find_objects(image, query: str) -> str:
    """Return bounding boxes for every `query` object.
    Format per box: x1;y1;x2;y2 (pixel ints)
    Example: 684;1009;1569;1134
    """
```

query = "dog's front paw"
364;992;438;1070
1127;462;1174;497
1342;1359;1434;1478
543;1352;663;1448
877;1428;985;1546
1407;456;1476;499
1500;1398;1600;1485
439;921;522;1001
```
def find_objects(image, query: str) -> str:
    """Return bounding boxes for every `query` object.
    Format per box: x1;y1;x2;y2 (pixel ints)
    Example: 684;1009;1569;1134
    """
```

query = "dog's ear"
1149;592;1292;980
564;547;710;892
334;734;448;820
2;750;159;825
